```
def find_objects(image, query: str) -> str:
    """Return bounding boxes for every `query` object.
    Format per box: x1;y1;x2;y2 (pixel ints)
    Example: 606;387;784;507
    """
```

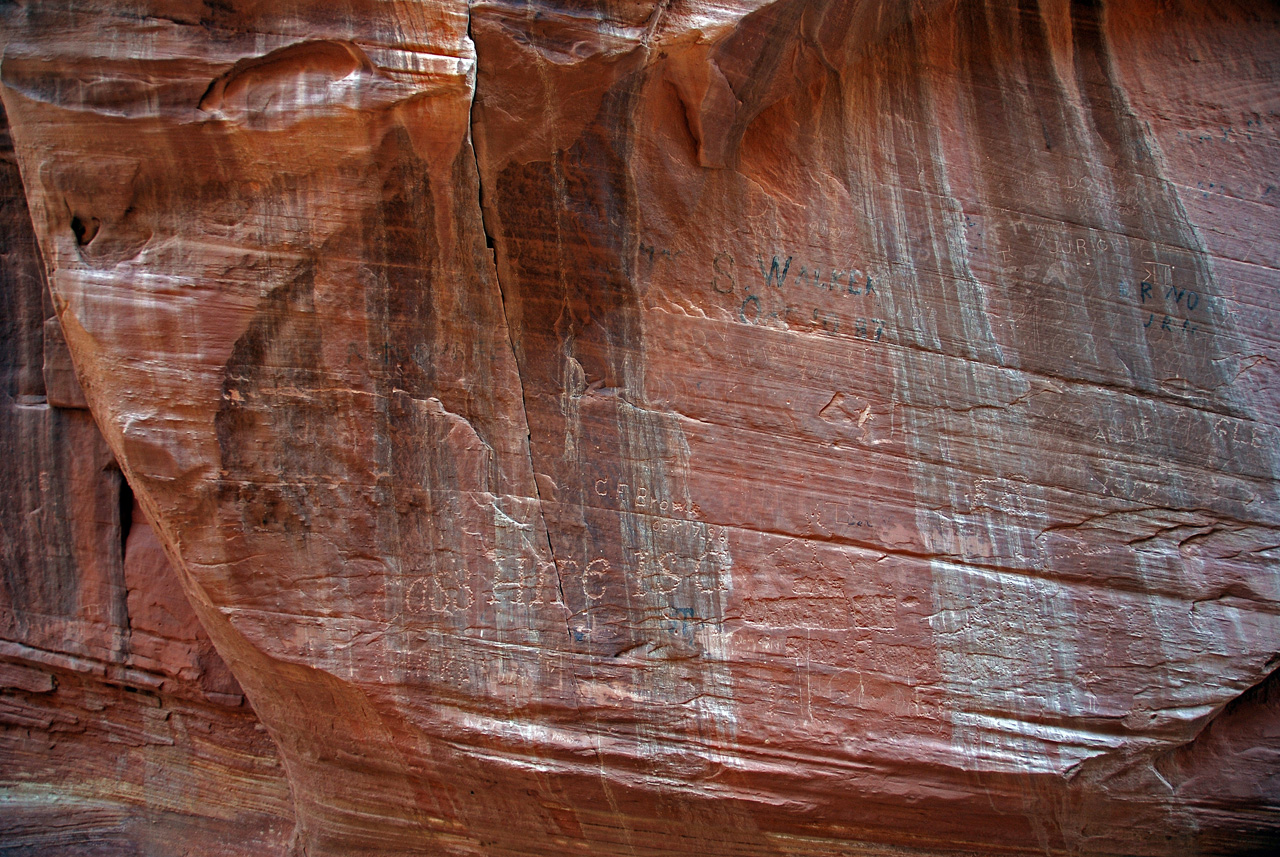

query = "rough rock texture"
1;99;293;855
2;0;1279;854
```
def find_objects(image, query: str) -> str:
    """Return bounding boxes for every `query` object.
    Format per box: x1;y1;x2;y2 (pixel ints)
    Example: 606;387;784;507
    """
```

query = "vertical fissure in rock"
118;474;133;568
114;466;134;657
464;7;566;632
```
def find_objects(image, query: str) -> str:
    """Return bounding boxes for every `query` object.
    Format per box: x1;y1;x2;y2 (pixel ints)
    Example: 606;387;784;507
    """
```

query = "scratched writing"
851;317;885;341
1052;176;1143;214
1035;231;1110;257
734;252;882;332
488;555;559;608
753;253;878;296
639;242;887;338
705;250;878;296
814;501;879;534
593;476;701;518
563;548;725;603
639;242;683;267
1135;260;1208;338
582;557;610;600
405;576;473;616
629;542;728;596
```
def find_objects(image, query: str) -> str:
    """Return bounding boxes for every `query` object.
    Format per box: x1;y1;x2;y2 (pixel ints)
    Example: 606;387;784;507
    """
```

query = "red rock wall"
1;98;293;855
2;0;1279;854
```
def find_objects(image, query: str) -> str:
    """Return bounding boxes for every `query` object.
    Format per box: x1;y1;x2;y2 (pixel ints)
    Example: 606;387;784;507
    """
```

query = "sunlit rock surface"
2;0;1279;853
1;97;292;854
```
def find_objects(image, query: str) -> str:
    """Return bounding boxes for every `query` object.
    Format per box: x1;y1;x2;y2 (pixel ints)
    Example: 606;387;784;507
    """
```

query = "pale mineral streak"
2;0;1279;854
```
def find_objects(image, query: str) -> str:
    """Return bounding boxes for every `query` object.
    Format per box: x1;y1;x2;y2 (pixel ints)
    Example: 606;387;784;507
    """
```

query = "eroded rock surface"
2;0;1279;854
1;97;292;855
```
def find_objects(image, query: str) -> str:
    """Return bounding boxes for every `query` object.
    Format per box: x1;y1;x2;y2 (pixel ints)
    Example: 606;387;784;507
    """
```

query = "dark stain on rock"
216;261;325;543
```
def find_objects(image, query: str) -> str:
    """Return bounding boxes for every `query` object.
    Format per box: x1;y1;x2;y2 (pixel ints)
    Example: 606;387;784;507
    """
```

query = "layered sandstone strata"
1;98;292;853
2;0;1279;854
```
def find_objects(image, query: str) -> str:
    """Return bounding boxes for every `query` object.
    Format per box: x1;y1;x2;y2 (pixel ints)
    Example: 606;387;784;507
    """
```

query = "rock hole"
119;475;134;566
70;215;100;246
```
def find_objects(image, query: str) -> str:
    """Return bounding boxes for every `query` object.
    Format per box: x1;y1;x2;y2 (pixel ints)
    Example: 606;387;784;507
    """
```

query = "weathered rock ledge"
3;0;1280;854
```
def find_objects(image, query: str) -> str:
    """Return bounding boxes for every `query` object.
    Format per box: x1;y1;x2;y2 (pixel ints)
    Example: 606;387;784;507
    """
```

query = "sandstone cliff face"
1;98;292;854
2;0;1279;854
